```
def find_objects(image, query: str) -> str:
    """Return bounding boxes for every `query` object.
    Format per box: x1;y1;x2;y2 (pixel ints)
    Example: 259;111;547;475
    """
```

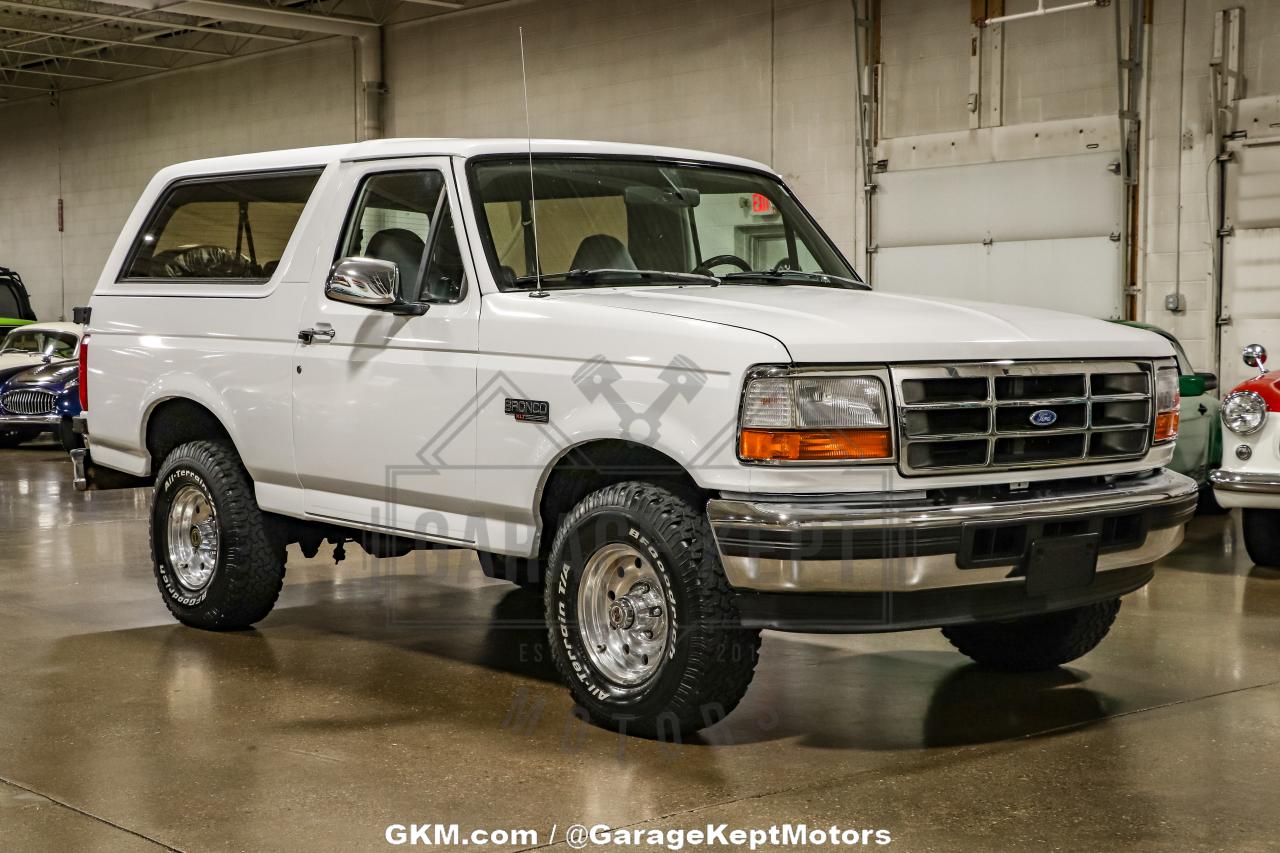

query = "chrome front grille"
891;361;1154;475
1;389;57;416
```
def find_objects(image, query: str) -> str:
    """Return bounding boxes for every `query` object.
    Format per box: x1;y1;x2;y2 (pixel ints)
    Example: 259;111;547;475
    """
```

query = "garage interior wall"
0;0;1275;380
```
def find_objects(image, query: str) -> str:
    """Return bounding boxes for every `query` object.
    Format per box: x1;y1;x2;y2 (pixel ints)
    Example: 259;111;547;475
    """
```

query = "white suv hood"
553;285;1172;363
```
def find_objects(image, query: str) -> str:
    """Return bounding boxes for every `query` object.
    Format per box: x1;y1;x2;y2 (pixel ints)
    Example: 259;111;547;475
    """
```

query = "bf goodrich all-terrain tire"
151;440;285;630
544;481;761;738
941;598;1122;671
1242;508;1280;567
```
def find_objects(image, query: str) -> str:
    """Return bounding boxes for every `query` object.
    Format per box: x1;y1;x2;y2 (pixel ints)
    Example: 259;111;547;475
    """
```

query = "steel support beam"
0;46;163;69
0;63;108;80
0;23;225;55
160;0;377;35
0;0;298;44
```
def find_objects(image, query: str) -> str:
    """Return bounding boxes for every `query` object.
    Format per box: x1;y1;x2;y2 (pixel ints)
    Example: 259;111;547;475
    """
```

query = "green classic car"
0;267;36;346
1116;321;1222;497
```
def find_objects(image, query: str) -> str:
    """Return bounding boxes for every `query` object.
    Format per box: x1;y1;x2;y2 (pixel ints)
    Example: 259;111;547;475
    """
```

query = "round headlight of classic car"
1221;391;1268;435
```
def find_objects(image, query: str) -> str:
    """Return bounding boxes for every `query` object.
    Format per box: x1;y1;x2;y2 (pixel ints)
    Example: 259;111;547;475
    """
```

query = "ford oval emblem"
1030;409;1059;427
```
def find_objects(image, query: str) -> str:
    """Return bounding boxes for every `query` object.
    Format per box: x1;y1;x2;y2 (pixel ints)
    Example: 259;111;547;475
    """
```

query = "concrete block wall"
384;0;857;254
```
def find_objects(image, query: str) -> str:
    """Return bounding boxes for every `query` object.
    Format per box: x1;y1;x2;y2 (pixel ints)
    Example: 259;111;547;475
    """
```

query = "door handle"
298;328;336;345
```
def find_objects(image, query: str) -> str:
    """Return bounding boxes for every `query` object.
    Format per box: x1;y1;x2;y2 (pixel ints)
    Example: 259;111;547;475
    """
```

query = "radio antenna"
519;26;546;298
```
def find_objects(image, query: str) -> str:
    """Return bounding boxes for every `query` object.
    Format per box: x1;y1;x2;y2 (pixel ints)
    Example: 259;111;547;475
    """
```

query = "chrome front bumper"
708;469;1197;594
0;413;59;428
1210;469;1280;495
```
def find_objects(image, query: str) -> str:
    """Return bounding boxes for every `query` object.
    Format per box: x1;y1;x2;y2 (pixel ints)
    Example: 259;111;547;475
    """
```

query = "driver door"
291;158;480;543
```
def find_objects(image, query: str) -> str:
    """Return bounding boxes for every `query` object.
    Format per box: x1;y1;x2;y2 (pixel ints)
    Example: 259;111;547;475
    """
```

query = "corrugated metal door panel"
874;236;1122;319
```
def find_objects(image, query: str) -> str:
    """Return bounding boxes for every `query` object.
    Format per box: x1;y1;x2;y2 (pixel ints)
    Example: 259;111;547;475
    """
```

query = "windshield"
469;157;859;291
0;330;78;359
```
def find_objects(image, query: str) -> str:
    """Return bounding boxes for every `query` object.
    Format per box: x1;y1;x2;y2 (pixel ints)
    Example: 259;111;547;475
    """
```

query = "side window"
123;170;321;281
339;170;467;304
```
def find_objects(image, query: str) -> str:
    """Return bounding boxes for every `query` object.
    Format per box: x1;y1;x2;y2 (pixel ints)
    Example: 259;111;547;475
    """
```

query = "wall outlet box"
1165;292;1187;313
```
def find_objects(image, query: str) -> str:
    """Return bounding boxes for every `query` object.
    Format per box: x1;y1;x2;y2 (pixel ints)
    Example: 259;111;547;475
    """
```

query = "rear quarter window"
121;169;322;282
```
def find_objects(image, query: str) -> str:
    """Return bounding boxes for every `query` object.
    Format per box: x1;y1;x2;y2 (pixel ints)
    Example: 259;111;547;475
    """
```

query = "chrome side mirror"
1242;343;1268;374
325;257;398;307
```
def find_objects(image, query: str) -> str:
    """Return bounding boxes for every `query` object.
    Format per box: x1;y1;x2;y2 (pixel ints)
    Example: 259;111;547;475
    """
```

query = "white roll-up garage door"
1220;133;1280;388
870;149;1125;319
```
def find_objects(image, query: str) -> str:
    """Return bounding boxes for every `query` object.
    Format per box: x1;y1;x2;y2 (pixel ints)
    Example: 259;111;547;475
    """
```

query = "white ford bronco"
75;139;1198;736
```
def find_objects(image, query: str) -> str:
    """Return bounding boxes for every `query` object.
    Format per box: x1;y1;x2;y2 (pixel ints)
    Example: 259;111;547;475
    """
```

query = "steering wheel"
692;254;752;276
156;244;257;278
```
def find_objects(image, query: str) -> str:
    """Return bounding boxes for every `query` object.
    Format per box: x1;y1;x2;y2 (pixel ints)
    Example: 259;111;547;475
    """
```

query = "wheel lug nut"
649;607;662;617
633;582;650;594
597;644;606;652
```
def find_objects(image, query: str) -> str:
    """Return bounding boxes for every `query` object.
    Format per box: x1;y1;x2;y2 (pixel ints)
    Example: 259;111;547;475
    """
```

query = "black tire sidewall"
547;502;697;727
152;456;226;612
1243;508;1280;566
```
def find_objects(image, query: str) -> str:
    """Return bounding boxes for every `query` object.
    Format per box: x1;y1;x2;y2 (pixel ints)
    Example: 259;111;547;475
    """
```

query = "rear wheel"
150;440;285;630
1242;508;1280;567
941;598;1121;671
544;482;760;738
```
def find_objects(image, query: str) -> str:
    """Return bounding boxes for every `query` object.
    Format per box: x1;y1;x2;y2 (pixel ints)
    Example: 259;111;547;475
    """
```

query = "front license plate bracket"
1022;533;1100;597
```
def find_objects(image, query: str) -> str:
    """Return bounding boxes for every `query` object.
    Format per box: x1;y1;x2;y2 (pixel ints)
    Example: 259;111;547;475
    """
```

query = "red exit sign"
750;193;773;214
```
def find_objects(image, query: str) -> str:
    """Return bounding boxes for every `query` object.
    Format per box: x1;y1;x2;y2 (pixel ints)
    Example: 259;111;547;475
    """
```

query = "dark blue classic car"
0;358;83;450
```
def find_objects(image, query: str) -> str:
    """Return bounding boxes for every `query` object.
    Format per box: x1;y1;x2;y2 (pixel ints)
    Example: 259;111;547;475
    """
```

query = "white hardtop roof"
156;138;777;181
5;321;81;337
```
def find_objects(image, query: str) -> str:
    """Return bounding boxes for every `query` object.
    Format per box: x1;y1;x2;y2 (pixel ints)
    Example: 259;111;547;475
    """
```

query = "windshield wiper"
511;268;721;288
719;270;869;290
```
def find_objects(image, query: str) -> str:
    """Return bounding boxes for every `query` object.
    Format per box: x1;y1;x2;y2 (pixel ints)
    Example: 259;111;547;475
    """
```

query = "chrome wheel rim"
577;542;670;686
166;483;219;592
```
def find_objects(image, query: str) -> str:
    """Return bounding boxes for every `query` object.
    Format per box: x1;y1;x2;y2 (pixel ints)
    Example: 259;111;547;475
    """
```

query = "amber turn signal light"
1154;411;1179;443
740;428;892;462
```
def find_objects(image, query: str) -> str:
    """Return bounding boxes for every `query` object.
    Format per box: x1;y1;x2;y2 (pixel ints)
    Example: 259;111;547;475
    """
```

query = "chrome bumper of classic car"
1210;469;1280;495
0;412;59;428
709;469;1197;596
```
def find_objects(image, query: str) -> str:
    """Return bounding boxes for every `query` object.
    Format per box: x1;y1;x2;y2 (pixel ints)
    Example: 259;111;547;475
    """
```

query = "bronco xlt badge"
505;398;549;423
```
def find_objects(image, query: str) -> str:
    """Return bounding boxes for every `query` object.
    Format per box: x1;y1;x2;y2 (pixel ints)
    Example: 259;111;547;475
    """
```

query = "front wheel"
941;598;1121;671
1242;508;1280;567
150;440;286;630
544;482;760;738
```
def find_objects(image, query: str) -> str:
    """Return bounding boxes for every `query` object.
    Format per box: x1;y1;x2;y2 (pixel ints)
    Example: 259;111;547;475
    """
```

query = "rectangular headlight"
743;376;888;429
740;374;892;463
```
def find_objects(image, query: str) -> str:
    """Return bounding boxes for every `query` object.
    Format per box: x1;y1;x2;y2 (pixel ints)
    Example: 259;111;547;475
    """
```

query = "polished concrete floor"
1;440;1278;852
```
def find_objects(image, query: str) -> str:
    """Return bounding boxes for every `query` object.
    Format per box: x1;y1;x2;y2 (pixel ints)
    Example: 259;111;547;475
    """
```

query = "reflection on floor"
1;440;1278;851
